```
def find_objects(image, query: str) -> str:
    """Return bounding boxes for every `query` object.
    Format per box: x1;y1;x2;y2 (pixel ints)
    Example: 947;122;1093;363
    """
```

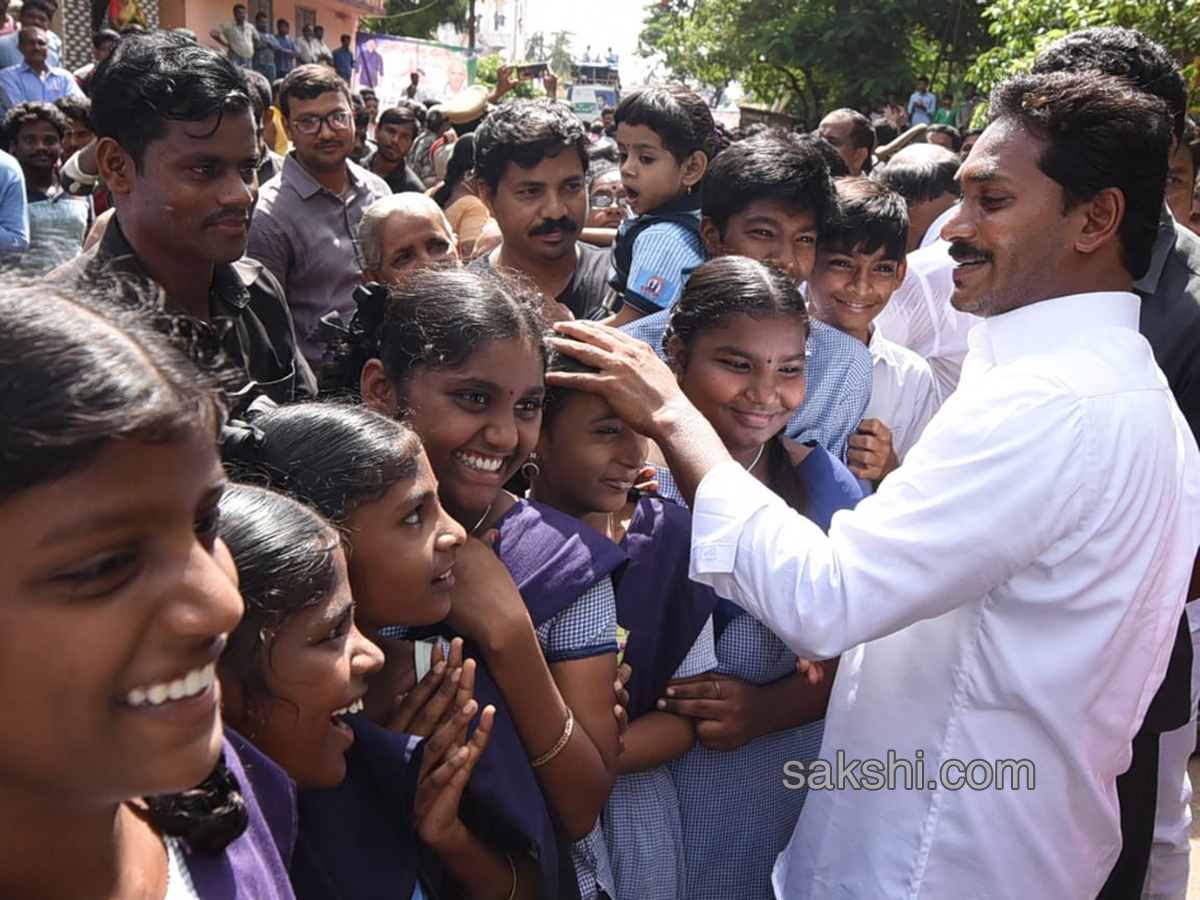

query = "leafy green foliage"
640;0;991;126
968;0;1200;97
360;0;469;41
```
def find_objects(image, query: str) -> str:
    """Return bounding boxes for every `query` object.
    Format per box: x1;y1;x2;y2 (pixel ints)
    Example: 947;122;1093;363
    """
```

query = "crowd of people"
1;11;1200;900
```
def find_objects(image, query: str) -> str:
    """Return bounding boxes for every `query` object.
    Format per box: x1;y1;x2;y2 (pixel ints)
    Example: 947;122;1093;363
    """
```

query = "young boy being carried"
606;84;714;327
806;177;940;488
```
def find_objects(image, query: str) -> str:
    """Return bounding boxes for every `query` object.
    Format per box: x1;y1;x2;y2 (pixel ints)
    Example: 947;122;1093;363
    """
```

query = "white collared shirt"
689;291;1200;900
862;324;940;461
876;238;979;403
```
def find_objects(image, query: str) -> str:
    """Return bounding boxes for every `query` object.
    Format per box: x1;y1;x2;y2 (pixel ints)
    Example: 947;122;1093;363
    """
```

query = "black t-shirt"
365;152;425;194
469;241;612;320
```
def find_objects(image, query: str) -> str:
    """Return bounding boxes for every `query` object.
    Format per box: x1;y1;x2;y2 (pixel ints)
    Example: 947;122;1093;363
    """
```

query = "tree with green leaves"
638;0;988;126
359;0;469;41
968;0;1200;95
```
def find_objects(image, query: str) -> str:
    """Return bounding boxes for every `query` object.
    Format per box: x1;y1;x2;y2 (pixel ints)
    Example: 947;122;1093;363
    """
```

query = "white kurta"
689;291;1200;900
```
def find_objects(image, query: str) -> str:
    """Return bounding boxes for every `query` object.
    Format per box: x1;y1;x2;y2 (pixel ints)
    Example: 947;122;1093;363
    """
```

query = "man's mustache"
529;217;578;237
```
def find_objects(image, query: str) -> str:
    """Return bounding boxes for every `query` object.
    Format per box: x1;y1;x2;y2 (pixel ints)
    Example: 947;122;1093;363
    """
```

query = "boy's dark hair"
1032;26;1187;140
614;84;716;162
279;64;351;119
961;126;984;144
473;98;588;193
821;176;909;261
3;100;67;144
91;31;252;171
875;144;961;204
990;70;1172;279
55;95;93;130
925;123;962;152
702;134;837;237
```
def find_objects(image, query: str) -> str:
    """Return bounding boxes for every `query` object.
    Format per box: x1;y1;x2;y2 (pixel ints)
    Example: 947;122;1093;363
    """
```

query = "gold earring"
521;453;541;479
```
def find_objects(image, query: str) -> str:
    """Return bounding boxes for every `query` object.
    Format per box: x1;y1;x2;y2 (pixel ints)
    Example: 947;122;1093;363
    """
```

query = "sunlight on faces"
807;244;906;344
533;391;648;520
701;201;818;287
0;433;242;804
669;313;807;460
366;338;546;527
616;122;705;215
942;119;1087;318
342;451;465;634
223;555;384;790
363;205;459;287
286;91;354;173
479;150;587;263
99;109;259;268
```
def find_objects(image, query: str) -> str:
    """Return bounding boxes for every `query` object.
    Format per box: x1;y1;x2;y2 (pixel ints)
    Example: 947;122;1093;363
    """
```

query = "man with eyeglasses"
249;64;389;374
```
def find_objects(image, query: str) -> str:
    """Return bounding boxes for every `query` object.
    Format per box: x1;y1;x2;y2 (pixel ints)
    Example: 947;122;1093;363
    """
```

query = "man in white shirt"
874;143;979;402
208;3;255;67
548;70;1200;900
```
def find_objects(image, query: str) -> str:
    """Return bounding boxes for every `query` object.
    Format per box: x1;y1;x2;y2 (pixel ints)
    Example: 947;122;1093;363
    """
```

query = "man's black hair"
3;100;66;145
91;31;252;171
92;28;119;48
1032;26;1187;140
991;70;1172;279
54;94;92;129
473;97;589;192
703;133;837;236
875;144;961;203
20;0;53;20
871;116;897;146
925;123;962;152
614;85;715;163
278;64;351;119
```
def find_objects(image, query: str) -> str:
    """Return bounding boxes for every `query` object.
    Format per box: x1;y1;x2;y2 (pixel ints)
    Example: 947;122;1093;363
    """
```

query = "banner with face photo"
352;34;476;110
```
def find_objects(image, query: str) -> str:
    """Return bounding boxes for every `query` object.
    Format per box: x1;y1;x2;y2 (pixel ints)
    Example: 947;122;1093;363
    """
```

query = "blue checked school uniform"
607;194;704;317
604;621;717;900
656;445;865;900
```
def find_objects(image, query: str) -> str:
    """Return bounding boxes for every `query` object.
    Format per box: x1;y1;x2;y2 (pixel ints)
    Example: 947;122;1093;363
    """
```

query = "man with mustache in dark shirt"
468;98;610;320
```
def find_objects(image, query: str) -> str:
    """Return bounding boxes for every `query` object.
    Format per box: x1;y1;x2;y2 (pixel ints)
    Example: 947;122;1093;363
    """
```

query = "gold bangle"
504;851;517;900
530;706;574;768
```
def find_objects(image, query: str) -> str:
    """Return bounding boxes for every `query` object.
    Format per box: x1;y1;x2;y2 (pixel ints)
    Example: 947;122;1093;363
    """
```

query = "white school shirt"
688;291;1200;900
875;238;979;403
861;324;939;461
